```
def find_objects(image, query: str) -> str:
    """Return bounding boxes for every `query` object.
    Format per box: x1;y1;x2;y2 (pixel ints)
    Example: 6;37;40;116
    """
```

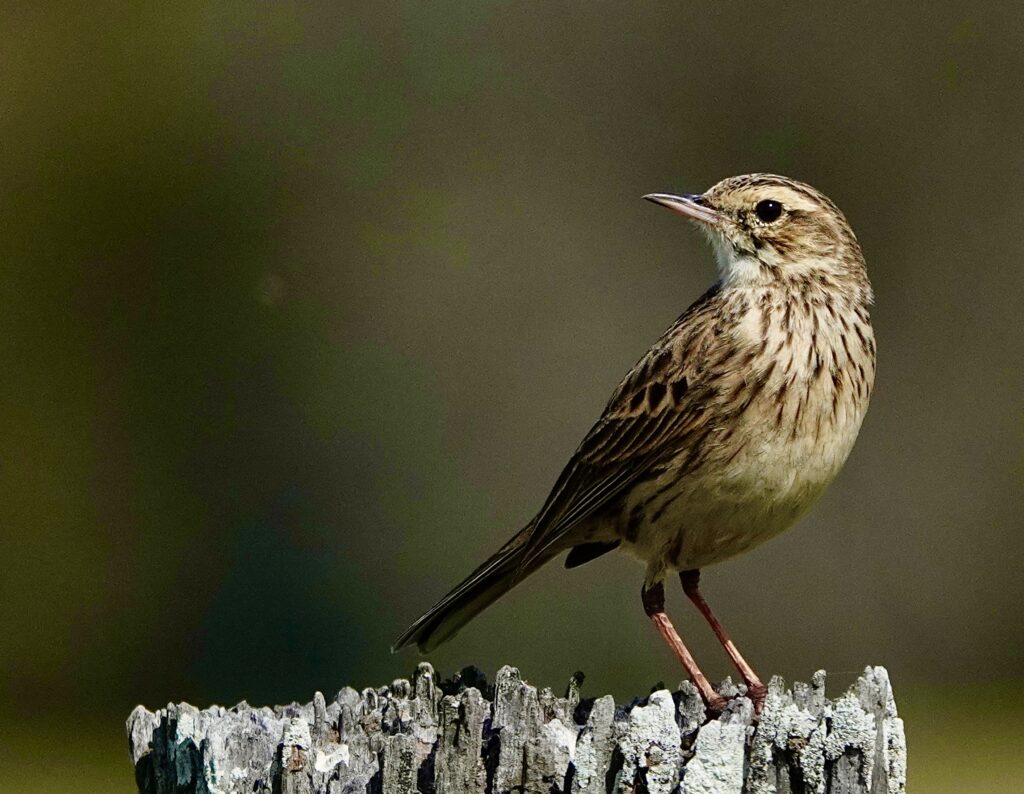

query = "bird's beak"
643;193;720;226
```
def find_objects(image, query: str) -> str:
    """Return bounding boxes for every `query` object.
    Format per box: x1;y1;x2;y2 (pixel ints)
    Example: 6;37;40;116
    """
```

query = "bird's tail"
392;521;555;653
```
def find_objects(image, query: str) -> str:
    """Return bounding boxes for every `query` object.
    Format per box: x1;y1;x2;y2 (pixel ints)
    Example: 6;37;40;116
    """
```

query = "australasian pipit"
394;174;876;712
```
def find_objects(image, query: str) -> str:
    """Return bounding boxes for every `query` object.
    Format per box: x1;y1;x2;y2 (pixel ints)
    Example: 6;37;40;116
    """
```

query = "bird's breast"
616;292;875;576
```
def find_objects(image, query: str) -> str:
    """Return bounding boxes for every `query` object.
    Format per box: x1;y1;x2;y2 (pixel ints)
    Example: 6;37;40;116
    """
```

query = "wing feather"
518;284;730;568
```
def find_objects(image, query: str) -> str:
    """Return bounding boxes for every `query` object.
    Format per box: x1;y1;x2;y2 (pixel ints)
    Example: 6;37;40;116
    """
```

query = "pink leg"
642;582;727;712
680;569;767;712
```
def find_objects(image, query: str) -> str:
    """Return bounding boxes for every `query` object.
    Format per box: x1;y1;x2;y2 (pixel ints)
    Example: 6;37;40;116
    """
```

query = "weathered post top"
127;665;906;794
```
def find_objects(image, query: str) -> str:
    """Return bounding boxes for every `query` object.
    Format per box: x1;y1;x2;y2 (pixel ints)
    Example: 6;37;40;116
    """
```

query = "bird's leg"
679;569;766;711
641;581;727;712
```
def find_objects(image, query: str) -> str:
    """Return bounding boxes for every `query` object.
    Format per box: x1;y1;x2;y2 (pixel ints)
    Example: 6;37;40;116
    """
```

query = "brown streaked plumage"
393;174;876;713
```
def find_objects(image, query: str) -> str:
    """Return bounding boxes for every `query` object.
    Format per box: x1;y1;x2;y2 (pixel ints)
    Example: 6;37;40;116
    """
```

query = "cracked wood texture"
126;664;906;794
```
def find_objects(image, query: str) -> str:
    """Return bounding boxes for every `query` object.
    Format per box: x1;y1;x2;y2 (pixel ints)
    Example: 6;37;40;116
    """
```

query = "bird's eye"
754;199;783;223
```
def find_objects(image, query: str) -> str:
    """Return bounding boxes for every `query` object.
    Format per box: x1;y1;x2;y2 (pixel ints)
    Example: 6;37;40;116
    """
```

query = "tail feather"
392;523;554;653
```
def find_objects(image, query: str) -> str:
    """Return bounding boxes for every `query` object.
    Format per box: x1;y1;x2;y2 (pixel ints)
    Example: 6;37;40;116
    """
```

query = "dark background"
2;4;1021;791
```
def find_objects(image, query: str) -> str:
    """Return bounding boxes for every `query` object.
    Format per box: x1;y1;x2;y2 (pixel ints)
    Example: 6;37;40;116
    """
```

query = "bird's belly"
617;405;864;577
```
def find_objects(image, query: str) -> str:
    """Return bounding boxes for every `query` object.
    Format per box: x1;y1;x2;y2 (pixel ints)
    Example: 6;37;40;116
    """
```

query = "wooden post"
127;664;905;793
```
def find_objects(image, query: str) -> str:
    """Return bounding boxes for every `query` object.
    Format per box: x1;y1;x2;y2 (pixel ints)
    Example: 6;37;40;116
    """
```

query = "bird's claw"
703;682;765;721
704;693;729;715
747;681;767;716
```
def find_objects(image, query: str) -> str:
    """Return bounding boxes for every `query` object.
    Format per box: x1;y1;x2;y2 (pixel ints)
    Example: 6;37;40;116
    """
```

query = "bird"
393;174;876;712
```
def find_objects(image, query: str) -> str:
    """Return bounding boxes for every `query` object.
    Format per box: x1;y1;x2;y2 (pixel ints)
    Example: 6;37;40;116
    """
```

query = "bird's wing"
392;282;746;652
518;283;737;569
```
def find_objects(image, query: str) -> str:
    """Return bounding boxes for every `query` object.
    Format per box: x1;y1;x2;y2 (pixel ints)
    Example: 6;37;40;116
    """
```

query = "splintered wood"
127;665;905;793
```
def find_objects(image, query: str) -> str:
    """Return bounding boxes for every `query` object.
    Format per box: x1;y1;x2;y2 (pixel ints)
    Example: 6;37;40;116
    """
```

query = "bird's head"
645;174;868;293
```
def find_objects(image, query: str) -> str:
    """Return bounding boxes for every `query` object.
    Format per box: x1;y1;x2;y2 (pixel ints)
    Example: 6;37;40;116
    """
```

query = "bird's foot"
701;680;765;721
745;680;767;716
704;692;729;715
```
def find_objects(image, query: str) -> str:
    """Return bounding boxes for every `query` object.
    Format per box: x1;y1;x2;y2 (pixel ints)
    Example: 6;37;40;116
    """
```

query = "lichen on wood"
127;664;906;793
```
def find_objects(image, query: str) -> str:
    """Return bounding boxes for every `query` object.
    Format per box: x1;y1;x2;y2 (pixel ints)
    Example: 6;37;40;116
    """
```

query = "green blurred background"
2;3;1022;791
